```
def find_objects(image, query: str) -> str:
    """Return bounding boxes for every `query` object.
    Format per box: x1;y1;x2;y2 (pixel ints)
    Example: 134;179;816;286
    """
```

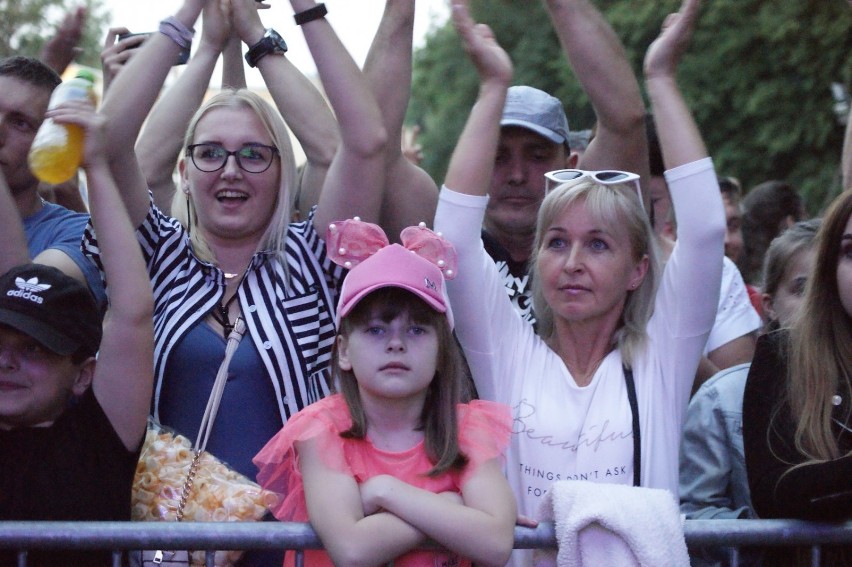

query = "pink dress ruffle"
253;394;511;566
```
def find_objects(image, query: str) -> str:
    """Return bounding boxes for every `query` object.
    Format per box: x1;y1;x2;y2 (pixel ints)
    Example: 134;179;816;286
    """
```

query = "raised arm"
221;30;247;89
229;0;340;222
136;0;232;214
443;1;513;197
100;0;206;227
364;0;439;238
645;0;725;356
39;7;86;75
0;170;30;274
644;0;707;170
543;0;649;198
281;0;387;232
265;57;339;221
48;99;154;452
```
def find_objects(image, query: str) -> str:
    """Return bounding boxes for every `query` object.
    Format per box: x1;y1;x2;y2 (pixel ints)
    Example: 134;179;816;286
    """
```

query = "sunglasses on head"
544;169;644;213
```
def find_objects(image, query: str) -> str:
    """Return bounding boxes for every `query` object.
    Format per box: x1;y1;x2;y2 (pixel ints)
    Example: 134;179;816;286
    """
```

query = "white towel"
534;481;689;567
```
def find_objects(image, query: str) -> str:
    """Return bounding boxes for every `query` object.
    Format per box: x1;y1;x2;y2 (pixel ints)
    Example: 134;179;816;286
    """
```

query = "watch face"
269;32;287;52
246;29;288;67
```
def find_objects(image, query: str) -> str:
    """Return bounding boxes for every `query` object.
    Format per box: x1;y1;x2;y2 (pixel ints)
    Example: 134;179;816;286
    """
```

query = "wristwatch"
245;28;288;68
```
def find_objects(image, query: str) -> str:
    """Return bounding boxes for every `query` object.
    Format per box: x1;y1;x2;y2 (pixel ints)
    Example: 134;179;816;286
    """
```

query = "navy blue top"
159;319;284;481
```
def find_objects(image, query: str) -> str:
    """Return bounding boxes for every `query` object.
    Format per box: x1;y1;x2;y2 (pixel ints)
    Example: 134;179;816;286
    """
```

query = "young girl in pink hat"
253;219;516;567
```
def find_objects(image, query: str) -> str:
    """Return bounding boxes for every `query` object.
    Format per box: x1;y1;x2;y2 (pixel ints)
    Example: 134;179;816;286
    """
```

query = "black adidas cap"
0;264;102;357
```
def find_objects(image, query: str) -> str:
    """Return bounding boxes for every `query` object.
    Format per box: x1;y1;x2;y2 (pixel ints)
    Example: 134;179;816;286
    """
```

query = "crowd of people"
0;0;850;566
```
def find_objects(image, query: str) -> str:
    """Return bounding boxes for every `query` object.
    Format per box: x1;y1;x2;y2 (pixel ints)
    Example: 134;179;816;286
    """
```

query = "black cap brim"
0;308;80;356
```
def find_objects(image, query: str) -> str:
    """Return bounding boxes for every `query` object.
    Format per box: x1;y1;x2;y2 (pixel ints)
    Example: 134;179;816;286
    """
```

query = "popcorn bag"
131;419;279;566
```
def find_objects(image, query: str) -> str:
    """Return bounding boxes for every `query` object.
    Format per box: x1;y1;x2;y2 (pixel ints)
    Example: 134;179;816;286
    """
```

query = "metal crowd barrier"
0;519;851;566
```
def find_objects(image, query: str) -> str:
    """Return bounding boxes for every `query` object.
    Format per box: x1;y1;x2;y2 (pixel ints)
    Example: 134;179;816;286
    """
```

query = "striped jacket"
83;200;344;424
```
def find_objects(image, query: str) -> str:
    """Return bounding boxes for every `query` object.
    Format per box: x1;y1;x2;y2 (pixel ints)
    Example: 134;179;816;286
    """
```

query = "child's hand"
359;474;398;517
451;0;512;87
438;490;464;505
45;100;109;170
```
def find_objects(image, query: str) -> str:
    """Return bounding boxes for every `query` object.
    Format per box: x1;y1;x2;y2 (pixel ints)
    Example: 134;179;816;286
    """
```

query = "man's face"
722;193;744;263
0;76;51;195
487;127;571;242
0;325;86;430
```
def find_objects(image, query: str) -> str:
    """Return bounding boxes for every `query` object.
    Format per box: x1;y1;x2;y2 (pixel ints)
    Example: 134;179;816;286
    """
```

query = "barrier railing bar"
0;520;850;552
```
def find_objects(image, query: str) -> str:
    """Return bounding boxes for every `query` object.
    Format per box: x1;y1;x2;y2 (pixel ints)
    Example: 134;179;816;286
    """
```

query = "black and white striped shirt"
83;200;345;424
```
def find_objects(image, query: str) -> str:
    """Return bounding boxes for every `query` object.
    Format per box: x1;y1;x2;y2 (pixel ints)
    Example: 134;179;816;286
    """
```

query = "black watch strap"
245;29;288;68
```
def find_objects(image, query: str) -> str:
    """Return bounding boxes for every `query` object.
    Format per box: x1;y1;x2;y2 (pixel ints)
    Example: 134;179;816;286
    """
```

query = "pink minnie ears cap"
327;219;457;328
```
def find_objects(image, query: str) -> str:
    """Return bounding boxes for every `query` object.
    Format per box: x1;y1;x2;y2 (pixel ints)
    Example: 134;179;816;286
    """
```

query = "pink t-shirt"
254;394;511;567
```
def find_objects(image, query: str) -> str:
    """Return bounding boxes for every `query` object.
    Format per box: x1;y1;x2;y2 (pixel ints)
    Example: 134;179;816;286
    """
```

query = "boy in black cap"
0;95;153;566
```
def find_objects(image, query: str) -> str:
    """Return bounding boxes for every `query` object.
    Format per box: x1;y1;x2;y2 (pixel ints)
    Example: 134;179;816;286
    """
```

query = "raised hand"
199;0;233;52
40;7;86;74
644;0;701;80
100;28;147;94
228;0;268;45
451;0;512;87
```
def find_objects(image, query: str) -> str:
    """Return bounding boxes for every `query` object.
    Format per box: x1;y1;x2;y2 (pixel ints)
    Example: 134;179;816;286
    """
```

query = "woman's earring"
186;196;193;236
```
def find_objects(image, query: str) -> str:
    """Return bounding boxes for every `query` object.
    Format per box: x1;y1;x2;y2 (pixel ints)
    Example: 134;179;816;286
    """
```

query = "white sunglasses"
544;169;644;213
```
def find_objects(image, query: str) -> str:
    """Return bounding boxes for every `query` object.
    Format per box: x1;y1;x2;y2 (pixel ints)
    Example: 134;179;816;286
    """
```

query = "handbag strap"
194;316;247;454
623;364;641;487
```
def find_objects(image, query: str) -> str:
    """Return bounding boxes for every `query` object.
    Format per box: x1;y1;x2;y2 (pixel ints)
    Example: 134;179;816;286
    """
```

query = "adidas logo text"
7;289;45;304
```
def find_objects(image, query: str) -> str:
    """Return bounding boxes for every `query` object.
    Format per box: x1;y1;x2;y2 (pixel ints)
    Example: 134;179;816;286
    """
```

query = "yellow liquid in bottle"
28;123;85;185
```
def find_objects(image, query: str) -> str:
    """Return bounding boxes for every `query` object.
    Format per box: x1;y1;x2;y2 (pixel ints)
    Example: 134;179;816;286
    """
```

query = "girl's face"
179;106;281;246
337;309;439;407
536;200;647;328
763;247;815;327
837;214;852;319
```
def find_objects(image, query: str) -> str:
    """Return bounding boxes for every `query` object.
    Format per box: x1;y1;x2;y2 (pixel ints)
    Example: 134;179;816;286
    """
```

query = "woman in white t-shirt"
434;0;725;530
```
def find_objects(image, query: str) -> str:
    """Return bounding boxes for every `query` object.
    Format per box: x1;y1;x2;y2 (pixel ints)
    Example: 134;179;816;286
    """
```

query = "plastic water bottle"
28;69;98;185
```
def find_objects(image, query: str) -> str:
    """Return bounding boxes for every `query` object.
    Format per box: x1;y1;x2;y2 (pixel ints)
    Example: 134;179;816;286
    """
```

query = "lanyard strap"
623;364;641;487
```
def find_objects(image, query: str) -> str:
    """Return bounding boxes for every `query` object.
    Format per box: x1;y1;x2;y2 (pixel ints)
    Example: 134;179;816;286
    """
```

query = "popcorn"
132;424;278;566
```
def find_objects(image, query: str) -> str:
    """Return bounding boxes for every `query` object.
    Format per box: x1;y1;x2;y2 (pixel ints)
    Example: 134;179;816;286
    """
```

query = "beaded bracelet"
294;3;328;26
159;16;195;50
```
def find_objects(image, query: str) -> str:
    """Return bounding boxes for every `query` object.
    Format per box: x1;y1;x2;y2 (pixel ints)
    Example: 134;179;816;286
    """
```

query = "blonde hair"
530;179;661;368
785;191;852;461
173;89;297;266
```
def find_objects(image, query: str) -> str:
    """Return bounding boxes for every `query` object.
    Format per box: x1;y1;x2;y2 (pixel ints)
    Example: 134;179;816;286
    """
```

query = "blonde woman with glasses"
434;1;724;558
83;3;387;550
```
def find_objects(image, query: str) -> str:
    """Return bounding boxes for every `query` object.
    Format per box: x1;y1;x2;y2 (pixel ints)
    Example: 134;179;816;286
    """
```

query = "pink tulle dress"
253;394;512;567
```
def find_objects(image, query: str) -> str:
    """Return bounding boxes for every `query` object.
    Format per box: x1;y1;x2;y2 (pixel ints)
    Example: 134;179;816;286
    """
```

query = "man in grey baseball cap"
481;0;649;328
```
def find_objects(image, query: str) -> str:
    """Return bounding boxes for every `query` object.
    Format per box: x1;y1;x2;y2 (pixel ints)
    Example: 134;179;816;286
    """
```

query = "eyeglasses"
186;143;279;174
544;169;644;212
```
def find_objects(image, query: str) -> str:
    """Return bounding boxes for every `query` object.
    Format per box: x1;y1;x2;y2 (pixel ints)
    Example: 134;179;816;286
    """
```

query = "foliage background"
409;0;852;214
0;0;109;70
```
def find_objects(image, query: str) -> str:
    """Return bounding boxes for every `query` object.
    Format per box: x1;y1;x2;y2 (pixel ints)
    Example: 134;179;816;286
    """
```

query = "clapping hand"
451;0;512;88
644;0;701;80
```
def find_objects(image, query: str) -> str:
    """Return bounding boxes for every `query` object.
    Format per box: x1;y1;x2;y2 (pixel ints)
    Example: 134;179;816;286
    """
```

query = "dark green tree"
0;0;110;70
410;0;852;212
